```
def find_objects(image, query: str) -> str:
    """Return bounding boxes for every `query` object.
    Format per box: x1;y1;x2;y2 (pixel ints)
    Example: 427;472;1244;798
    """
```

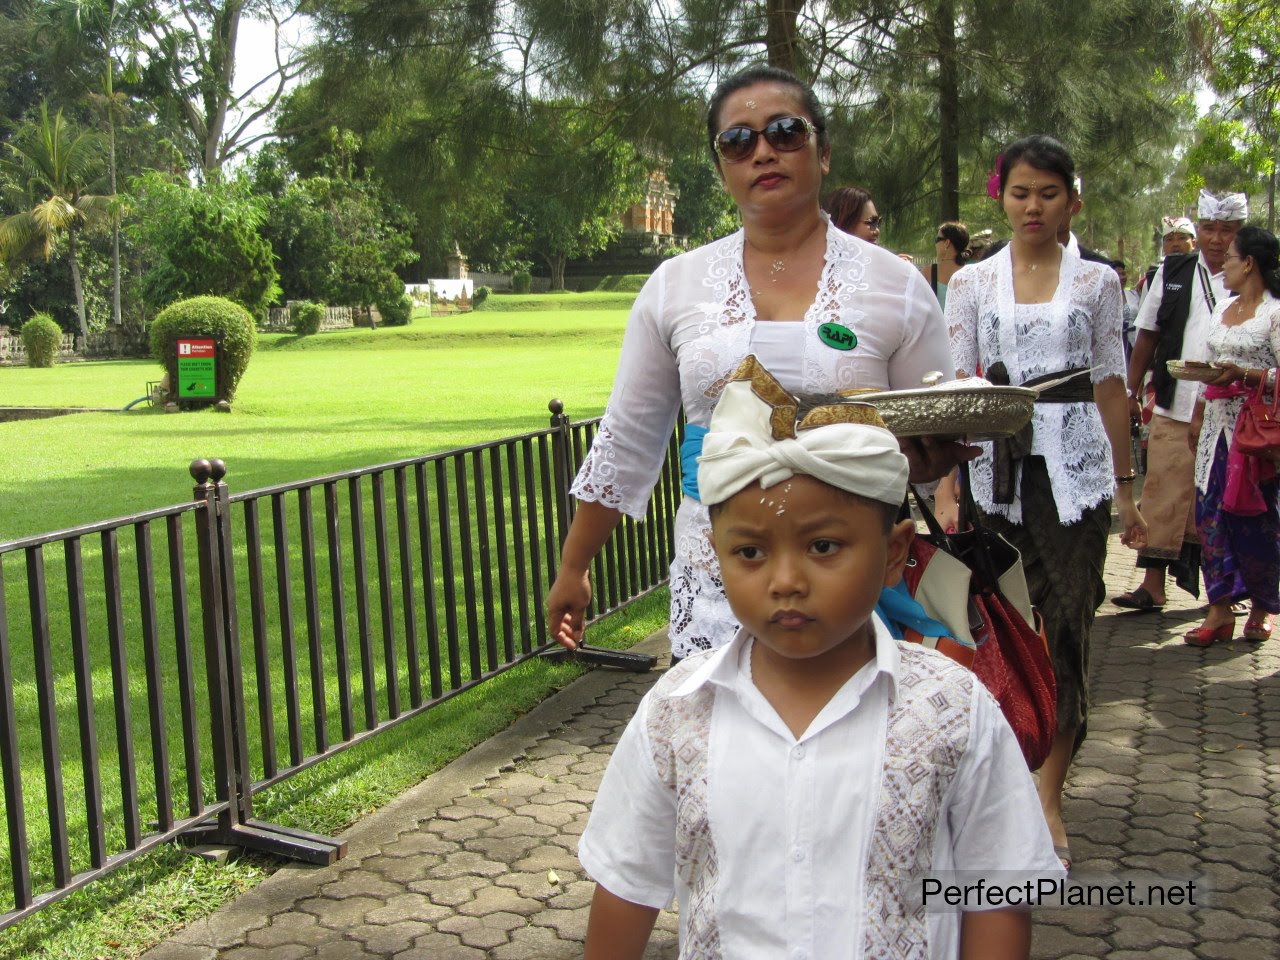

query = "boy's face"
710;474;913;663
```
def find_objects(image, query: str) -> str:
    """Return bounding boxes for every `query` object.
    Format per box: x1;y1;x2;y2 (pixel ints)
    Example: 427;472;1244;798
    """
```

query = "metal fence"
0;402;683;931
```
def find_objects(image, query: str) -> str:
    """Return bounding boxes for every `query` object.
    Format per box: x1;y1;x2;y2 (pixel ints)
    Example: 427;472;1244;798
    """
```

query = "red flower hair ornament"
986;153;1004;200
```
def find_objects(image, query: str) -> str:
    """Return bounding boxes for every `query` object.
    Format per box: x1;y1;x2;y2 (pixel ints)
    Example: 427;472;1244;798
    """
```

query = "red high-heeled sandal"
1183;622;1234;647
1243;616;1273;642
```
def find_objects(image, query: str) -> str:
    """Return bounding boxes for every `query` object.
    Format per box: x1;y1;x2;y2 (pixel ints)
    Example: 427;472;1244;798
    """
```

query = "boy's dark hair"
998;134;1076;196
705;64;830;159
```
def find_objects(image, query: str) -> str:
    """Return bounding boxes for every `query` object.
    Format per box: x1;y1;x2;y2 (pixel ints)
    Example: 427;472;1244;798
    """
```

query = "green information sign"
177;338;218;400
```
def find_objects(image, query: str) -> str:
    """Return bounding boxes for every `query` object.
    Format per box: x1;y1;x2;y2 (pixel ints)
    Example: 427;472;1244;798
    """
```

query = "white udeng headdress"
1197;189;1248;222
1160;216;1195;237
697;356;908;507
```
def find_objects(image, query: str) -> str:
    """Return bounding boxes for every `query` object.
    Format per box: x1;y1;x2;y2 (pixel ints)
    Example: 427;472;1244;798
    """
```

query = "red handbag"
1234;371;1280;462
907;479;1058;770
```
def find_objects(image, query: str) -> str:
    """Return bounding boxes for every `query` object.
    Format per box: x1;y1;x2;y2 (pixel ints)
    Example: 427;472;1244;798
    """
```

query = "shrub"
21;312;63;367
512;270;532;294
377;293;413;327
150;296;257;401
473;285;492;309
292;300;324;336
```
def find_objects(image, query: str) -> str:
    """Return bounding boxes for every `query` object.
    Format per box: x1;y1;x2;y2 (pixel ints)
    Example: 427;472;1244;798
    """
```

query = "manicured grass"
0;299;674;959
0;591;670;960
0;308;633;539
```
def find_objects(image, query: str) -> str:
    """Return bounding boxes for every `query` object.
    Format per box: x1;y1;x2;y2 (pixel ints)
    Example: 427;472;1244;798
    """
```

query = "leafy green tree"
1192;0;1280;226
135;0;306;178
126;170;279;315
34;0;150;327
255;151;418;309
0;103;112;338
505;103;645;290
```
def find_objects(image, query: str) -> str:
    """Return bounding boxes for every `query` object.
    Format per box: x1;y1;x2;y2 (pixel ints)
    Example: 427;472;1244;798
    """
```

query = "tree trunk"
67;230;89;339
935;0;960;223
203;1;246;179
109;115;122;328
765;0;803;74
547;253;567;292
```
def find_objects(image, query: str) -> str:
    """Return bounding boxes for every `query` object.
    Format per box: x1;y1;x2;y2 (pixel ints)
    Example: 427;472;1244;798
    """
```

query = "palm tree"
0;103;113;339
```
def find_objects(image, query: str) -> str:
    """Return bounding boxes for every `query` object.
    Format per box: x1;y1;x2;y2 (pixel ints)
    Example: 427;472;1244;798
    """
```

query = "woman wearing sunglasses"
822;185;882;243
925;220;971;309
546;64;962;663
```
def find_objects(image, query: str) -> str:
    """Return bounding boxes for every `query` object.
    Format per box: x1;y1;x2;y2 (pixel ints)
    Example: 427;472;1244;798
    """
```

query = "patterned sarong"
980;457;1109;751
1195;436;1280;613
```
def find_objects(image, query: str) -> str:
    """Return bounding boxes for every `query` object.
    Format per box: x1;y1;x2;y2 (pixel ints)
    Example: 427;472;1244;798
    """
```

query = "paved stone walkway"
143;531;1279;960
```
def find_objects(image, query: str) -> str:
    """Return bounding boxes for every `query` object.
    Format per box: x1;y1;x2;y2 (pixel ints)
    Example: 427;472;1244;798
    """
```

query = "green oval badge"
818;322;857;351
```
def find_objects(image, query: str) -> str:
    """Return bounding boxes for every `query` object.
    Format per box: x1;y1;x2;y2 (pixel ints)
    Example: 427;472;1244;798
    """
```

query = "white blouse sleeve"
1269;300;1280;367
1089;268;1127;382
887;269;956;388
569;269;683;520
944;266;980;378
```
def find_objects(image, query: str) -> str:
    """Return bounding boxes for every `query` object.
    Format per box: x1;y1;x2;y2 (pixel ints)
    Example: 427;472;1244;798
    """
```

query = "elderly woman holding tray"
546;64;967;661
938;135;1146;871
1185;226;1280;646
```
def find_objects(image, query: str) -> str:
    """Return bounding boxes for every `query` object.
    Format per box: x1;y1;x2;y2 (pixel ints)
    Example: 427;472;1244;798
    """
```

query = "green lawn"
0;306;633;539
0;297;675;960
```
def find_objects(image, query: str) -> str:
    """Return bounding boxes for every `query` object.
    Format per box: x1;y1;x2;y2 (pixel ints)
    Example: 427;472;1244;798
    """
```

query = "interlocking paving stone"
140;531;1280;959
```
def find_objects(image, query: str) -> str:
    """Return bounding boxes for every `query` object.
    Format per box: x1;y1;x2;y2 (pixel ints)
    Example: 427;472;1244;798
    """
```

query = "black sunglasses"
714;116;815;163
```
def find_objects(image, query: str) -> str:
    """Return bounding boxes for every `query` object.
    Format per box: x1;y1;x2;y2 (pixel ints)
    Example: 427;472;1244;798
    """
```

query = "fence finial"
548;399;564;416
209;458;227;482
190;458;213;483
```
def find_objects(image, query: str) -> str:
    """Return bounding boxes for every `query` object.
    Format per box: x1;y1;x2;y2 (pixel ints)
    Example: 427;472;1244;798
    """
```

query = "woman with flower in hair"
939;134;1146;871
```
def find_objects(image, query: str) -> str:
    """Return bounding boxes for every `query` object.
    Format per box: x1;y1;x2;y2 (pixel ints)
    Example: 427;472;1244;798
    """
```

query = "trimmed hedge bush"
512;271;532;294
292;300;324;336
377;293;412;327
472;285;492;309
150;296;257;401
21;313;63;368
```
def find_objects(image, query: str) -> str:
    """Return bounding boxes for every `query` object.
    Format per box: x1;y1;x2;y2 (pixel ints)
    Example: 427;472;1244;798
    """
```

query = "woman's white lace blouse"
945;247;1126;524
1195;293;1280;492
570;224;953;657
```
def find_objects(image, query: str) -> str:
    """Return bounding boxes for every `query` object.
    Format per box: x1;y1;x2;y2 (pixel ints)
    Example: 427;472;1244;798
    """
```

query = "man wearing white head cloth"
578;356;1063;960
1113;190;1247;612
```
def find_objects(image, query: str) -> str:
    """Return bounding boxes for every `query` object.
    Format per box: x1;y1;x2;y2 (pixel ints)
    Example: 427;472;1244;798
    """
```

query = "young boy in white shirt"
572;356;1064;959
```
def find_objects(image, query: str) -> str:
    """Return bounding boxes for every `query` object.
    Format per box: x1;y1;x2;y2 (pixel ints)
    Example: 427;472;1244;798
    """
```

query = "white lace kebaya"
945;245;1127;524
570;221;953;658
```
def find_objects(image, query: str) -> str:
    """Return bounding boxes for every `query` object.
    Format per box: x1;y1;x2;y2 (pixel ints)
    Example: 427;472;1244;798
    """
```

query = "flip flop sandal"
1111;586;1163;612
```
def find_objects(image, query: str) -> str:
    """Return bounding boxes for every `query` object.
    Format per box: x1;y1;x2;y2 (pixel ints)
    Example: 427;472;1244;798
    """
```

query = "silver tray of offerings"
1166;360;1223;382
848;376;1037;441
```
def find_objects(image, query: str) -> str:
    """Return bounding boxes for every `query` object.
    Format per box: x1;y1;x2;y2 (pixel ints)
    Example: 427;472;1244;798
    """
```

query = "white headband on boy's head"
697;356;908;507
1197;189;1248;222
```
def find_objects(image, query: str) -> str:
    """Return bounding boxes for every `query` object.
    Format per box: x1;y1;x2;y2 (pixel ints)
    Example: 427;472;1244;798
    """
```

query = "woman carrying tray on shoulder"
937;135;1146;871
545;64;972;663
1185;225;1280;645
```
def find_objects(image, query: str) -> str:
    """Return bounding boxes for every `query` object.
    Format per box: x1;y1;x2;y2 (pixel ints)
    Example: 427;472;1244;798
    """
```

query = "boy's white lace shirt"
578;621;1065;960
945;246;1126;523
570;225;954;656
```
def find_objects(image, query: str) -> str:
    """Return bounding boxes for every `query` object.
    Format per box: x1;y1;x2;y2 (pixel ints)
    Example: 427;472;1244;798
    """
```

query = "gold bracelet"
1115;473;1137;485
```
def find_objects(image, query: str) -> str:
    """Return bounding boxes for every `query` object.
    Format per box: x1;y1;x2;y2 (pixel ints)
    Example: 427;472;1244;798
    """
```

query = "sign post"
175;338;219;408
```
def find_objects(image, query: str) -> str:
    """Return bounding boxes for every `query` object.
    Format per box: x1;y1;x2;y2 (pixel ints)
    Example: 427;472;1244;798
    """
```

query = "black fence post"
185;458;346;865
209;459;256;824
189;458;239;842
548;399;574;552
